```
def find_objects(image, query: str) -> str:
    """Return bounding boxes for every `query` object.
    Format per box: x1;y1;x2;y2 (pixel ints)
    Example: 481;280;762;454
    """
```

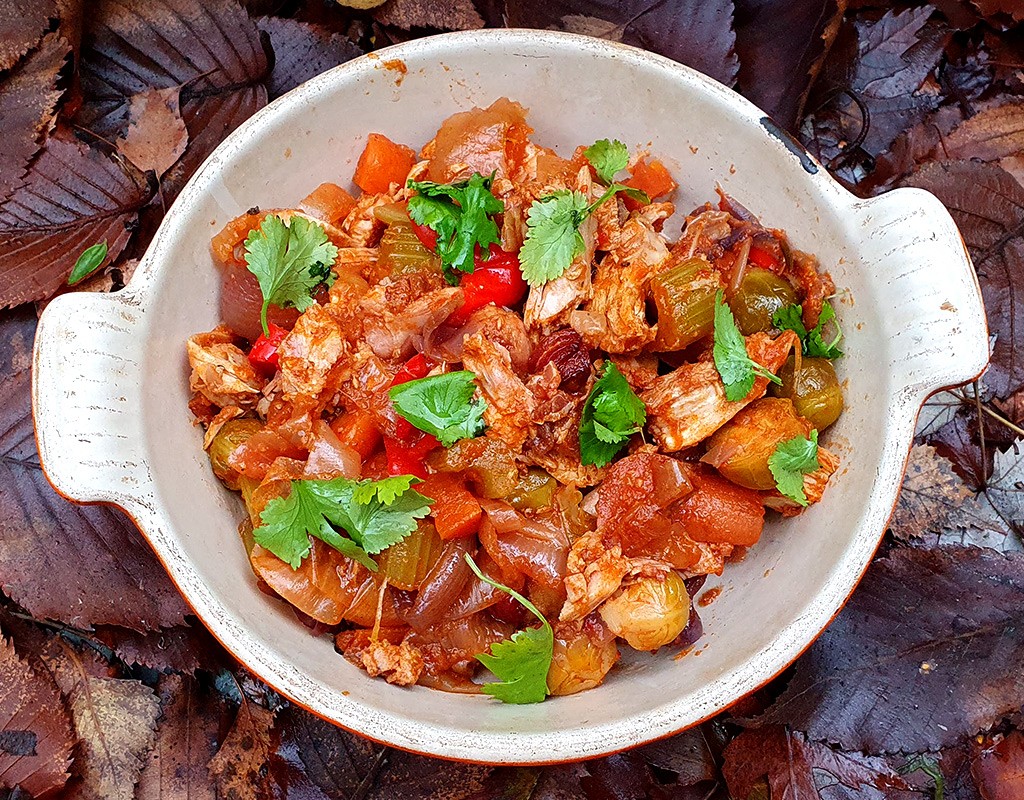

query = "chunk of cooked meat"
560;530;630;622
187;327;265;410
462;331;535;451
339;192;392;247
763;445;841;516
358;273;462;361
791;250;836;330
427;305;532;374
360;640;425;686
641;330;799;451
608;353;659;393
277;303;346;402
570;203;673;352
671;208;734;262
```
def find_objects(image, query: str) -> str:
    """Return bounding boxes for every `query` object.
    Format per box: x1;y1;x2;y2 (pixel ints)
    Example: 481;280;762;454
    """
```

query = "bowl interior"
134;31;892;761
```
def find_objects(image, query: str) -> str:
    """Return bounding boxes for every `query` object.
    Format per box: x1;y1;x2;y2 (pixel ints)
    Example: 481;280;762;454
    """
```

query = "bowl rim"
31;27;990;764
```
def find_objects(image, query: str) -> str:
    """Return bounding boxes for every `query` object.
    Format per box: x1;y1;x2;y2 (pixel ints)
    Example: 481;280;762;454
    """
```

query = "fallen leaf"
368;749;492;799
207;700;276;800
558;15;626;41
115;87;189;178
733;0;847;130
505;0;740;87
970;0;1024;25
374;0;484;31
42;640;160;800
635;726;718;786
0;128;153;307
902;160;1024;400
135;674;225;800
0;625;73;797
257;16;363;100
94;623;229;675
754;547;1024;753
972;731;1024;800
0;0;57;72
861;103;966;193
0;34;69;205
981;440;1024;536
723;726;909;799
940;100;1024;182
0;310;188;631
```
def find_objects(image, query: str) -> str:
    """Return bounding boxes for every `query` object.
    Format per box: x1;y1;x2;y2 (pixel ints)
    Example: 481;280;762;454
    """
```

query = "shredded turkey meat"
277;303;346;402
462;332;535;451
187;327;265;410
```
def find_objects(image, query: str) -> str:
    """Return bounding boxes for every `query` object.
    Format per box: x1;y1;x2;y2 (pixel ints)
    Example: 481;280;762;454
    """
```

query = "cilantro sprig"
713;290;782;401
579;362;647;468
407;173;503;282
464;554;553;704
772;300;844;359
519;182;649;288
244;214;339;335
253;475;433;570
768;430;820;506
584;138;630;184
389;371;486;447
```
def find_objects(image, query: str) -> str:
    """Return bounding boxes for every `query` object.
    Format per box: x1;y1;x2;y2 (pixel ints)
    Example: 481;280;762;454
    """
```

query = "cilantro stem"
464;553;551;632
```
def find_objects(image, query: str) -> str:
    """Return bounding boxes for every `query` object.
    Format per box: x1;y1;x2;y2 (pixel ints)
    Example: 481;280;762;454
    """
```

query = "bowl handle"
851;187;990;400
32;290;153;514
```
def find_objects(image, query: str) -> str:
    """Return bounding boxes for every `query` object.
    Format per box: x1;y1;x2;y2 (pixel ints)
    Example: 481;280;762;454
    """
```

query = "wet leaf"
981;440;1024;536
374;0;484;31
257;16;363;100
902;160;1024;400
115;87;189;177
972;731;1024;800
0;625;73;797
0;0;58;72
0;33;70;205
0;128;152;307
0;310;188;631
94;623;229;675
755;547;1024;753
207;700;276;800
504;0;739;87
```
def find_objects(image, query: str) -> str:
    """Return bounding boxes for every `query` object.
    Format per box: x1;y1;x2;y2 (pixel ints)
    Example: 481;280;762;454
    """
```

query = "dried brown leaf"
755;547;1024;753
734;0;847;130
115;87;189;178
0;128;153;307
42;640;160;800
207;701;275;800
0;33;70;205
982;440;1024;536
505;0;739;87
558;15;625;41
941;100;1024;175
972;731;1024;800
94;623;229;675
368;750;492;800
374;0;484;31
135;674;225;800
635;727;718;786
970;0;1024;25
901;160;1024;400
0;0;57;72
0;310;188;631
257;17;363;100
0;626;73;797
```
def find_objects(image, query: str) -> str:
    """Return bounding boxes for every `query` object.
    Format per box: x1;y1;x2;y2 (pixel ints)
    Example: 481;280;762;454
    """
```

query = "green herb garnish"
767;430;820;506
584;138;630;184
579;362;647;468
713;290;782;401
772;300;843;359
68;241;109;285
389;370;486;447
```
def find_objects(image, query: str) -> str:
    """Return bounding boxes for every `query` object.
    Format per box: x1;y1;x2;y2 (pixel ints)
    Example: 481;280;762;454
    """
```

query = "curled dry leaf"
0;310;188;631
0;128;152;307
115;87;189;178
972;731;1024;800
0;33;70;205
41;640;160;800
755;547;1024;753
374;0;484;32
207;701;276;800
256;16;364;100
902;160;1024;400
0;0;58;72
505;0;740;87
0;626;73;797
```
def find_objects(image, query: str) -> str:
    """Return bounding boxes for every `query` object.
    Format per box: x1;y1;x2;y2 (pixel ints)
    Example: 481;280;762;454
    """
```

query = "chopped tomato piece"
420;473;483;540
384;432;439;480
299;182;357;226
354;133;416;195
248;323;289;374
329;410;382;461
673;465;765;547
623;157;677;210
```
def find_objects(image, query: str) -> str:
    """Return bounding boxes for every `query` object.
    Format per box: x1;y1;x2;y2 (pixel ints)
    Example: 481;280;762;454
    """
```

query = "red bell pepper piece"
748;245;782;271
389;353;432;439
384;432;439;479
447;244;528;326
247;323;288;374
411;220;439;252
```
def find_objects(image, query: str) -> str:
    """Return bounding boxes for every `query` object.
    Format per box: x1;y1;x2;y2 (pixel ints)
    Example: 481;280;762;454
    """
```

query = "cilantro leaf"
244;214;339;335
464;554;552;704
389;371;486;447
68;241;109;285
713;290;781;401
579;362;647;467
768;430;820;506
772;300;844;359
252;475;432;570
407;173;503;281
519;190;589;287
584;138;629;184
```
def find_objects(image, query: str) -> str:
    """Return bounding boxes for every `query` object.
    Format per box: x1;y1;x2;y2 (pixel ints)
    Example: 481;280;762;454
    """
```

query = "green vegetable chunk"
579;362;647;468
767;430;820;506
389;370;486;447
584;138;629;184
68;241;109;285
243;214;339;335
464;554;553;704
713;290;781;402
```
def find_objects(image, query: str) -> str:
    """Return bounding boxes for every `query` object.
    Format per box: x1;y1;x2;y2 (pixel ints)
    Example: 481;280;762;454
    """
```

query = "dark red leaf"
733;0;846;130
0;310;188;631
368;749;493;800
926;406;991;490
0;0;57;72
94;623;229;675
374;0;484;32
0;625;73;797
504;1;739;87
901;160;1024;400
0;33;70;205
970;0;1024;26
754;547;1024;753
635;727;718;786
257;16;363;101
972;731;1024;800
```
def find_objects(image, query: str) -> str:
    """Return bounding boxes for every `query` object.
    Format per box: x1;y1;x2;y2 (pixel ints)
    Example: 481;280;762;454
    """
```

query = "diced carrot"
419;473;483;540
672;466;765;547
353;133;416;195
623;157;678;211
329;409;382;461
299;182;357;226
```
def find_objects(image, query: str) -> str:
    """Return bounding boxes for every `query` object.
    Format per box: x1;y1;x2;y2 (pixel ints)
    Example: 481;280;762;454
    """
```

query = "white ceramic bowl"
33;30;988;763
